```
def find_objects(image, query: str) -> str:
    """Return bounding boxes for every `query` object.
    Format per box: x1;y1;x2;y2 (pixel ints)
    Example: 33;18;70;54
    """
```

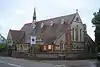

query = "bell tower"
31;7;37;45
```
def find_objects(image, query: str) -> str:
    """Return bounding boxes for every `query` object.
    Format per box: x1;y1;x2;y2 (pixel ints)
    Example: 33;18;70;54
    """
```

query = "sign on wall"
72;43;84;51
31;36;36;44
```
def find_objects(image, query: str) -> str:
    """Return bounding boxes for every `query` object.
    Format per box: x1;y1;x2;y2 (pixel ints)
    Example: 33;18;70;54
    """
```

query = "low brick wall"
0;52;9;57
12;51;31;59
12;51;58;60
11;51;96;60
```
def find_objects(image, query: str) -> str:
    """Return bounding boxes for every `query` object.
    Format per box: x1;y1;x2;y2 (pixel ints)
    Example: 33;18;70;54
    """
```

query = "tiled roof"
37;13;76;25
10;30;25;43
39;13;76;44
22;13;76;29
20;13;76;44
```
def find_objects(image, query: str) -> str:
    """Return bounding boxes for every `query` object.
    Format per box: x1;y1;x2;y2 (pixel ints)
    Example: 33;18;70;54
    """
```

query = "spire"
33;7;36;21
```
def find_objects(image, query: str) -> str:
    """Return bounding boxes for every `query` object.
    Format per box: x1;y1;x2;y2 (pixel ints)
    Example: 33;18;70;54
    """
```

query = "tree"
92;9;100;52
0;43;5;52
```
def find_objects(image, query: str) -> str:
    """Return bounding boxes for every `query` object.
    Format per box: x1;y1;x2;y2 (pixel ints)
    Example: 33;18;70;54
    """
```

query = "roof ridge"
10;29;20;31
25;22;32;25
37;13;76;22
23;13;76;25
10;29;24;32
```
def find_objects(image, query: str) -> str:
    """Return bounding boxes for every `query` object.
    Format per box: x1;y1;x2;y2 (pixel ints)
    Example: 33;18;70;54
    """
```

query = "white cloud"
15;10;25;15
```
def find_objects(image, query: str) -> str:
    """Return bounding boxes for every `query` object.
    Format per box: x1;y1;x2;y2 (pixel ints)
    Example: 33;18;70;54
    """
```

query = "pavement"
0;56;99;67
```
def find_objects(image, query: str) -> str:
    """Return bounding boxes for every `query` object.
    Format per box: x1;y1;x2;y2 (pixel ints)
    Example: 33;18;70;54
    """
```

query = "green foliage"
0;43;8;52
92;9;100;26
92;9;100;52
0;44;5;49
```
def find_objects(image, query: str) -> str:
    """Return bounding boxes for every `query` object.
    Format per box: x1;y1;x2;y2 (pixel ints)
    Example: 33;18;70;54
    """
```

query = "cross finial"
76;9;78;13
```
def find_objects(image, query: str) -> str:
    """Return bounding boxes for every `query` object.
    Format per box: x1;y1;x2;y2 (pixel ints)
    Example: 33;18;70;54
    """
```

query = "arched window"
72;28;74;41
41;22;44;28
60;40;63;50
80;29;82;41
75;25;78;41
76;17;79;21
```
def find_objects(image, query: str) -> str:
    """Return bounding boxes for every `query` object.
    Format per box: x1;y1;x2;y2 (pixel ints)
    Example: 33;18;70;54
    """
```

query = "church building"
7;8;95;54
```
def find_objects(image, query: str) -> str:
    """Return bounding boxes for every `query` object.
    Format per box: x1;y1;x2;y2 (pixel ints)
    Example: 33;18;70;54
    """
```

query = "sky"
0;0;100;40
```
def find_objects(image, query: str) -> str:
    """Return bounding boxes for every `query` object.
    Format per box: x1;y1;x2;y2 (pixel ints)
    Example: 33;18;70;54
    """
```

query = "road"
0;56;99;67
0;57;54;67
41;60;100;67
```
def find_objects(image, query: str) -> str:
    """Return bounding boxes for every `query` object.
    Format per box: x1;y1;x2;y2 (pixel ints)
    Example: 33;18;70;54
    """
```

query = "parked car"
97;52;100;60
